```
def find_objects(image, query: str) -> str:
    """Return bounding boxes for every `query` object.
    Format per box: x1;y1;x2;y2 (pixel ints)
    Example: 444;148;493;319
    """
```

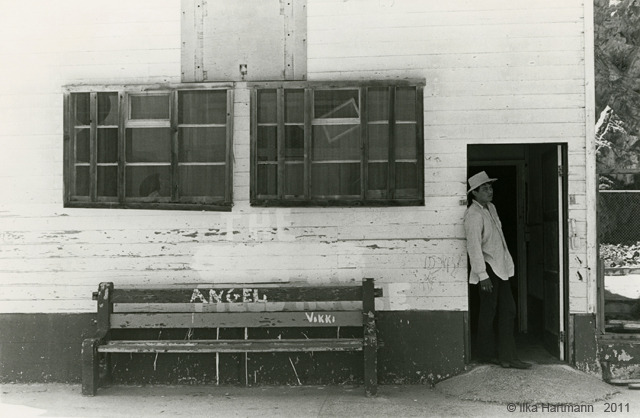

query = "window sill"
250;199;424;208
64;201;232;212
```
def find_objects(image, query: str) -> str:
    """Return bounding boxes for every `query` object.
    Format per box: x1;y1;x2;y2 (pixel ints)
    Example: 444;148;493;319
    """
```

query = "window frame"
63;83;234;211
249;80;425;207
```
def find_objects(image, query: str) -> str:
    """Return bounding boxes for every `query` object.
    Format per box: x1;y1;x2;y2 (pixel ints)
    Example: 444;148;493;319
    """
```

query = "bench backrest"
92;279;380;338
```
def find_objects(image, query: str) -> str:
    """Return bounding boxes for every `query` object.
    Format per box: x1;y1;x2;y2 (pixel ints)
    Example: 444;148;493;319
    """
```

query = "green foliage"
595;3;640;267
595;0;640;132
595;0;640;188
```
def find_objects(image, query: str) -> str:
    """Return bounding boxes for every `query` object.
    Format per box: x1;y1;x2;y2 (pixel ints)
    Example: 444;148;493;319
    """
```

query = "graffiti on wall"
423;254;465;280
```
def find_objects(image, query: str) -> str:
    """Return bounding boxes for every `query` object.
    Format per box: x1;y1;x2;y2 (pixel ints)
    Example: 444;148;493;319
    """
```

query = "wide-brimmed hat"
467;171;497;193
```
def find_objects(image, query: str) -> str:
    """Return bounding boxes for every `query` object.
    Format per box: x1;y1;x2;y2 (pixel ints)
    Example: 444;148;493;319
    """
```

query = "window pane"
396;162;417;190
285;163;304;196
312;125;360;161
285;126;304;160
126;166;171;197
257;164;277;196
395;87;416;121
179;90;227;124
179;127;226;163
179;165;225;198
368;162;388;192
126;128;171;162
257;126;277;162
98;128;118;163
258;89;277;123
73;93;90;125
285;89;304;123
98;92;118;125
75;166;89;196
75;128;90;163
97;166;118;197
314;90;359;119
395;124;417;160
311;163;360;196
368;124;389;161
368;88;389;122
130;95;170;119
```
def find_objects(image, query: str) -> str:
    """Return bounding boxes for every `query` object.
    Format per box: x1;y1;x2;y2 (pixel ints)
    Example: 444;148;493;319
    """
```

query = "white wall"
306;0;594;314
0;0;594;315
0;0;182;312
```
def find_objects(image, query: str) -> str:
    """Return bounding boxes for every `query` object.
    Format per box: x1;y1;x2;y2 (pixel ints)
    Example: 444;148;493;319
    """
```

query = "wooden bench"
82;278;381;396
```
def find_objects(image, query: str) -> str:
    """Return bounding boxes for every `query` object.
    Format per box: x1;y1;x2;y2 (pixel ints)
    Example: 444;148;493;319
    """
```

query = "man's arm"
464;211;489;282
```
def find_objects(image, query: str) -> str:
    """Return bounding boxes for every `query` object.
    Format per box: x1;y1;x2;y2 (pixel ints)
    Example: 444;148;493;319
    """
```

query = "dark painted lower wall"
0;313;96;382
377;311;466;384
0;311;466;385
571;314;599;374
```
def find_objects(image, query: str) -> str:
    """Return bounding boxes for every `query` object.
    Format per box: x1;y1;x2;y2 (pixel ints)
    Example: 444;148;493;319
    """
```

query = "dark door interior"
467;144;565;362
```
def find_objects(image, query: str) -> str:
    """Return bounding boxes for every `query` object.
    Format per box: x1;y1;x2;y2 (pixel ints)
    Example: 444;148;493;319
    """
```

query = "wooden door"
541;147;564;358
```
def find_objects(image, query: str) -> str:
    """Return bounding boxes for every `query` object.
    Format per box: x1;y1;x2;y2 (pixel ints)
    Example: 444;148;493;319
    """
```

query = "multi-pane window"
64;85;233;211
250;81;424;206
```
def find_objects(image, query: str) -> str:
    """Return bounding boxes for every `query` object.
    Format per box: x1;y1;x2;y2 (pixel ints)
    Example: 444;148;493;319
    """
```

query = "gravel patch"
435;364;619;405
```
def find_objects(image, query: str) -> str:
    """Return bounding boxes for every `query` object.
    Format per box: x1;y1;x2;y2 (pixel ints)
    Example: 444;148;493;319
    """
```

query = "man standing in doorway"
464;171;531;369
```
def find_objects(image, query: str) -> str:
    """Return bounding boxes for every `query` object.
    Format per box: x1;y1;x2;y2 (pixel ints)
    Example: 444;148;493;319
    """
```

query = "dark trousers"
476;264;517;362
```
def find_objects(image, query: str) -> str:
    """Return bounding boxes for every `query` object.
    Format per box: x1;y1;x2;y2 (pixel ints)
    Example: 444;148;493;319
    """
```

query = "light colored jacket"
463;200;514;284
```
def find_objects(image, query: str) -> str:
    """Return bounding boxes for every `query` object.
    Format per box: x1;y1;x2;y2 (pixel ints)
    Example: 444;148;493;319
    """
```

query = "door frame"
543;144;570;361
467;143;570;361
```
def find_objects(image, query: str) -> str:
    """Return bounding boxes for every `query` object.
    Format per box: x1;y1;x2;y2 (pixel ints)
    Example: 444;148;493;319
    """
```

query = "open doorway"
467;143;569;363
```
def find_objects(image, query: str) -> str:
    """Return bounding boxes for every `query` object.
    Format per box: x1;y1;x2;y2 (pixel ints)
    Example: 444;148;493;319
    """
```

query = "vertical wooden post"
387;87;396;200
362;278;377;396
597;258;605;334
170;90;179;202
249;88;258;203
360;87;368;201
242;328;249;387
415;85;425;203
181;0;205;82
225;89;235;205
82;338;100;396
304;88;312;199
118;91;126;204
63;93;71;203
89;93;97;202
82;282;113;395
276;88;285;199
96;282;113;339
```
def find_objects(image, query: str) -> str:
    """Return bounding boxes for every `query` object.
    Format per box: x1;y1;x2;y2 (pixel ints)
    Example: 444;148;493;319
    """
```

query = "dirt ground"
2;364;640;417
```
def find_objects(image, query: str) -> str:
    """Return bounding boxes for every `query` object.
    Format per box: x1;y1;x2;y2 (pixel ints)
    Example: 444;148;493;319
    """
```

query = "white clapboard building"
0;0;602;384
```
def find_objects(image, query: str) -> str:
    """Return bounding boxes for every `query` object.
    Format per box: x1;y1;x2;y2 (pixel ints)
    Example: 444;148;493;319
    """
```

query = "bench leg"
363;343;377;396
82;338;100;396
363;312;378;397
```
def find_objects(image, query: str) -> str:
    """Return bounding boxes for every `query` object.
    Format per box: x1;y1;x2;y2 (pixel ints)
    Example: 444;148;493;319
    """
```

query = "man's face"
472;182;493;205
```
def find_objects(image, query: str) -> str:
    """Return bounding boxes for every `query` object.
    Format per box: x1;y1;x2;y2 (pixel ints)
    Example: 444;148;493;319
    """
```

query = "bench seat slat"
111;311;362;329
114;301;362;313
97;338;363;353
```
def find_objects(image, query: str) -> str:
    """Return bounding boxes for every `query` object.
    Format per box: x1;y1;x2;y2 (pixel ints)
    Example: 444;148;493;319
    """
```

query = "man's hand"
480;278;493;293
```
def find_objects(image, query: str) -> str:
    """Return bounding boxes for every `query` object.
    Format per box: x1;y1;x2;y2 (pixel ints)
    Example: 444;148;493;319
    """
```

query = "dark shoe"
511;359;532;369
501;360;531;369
